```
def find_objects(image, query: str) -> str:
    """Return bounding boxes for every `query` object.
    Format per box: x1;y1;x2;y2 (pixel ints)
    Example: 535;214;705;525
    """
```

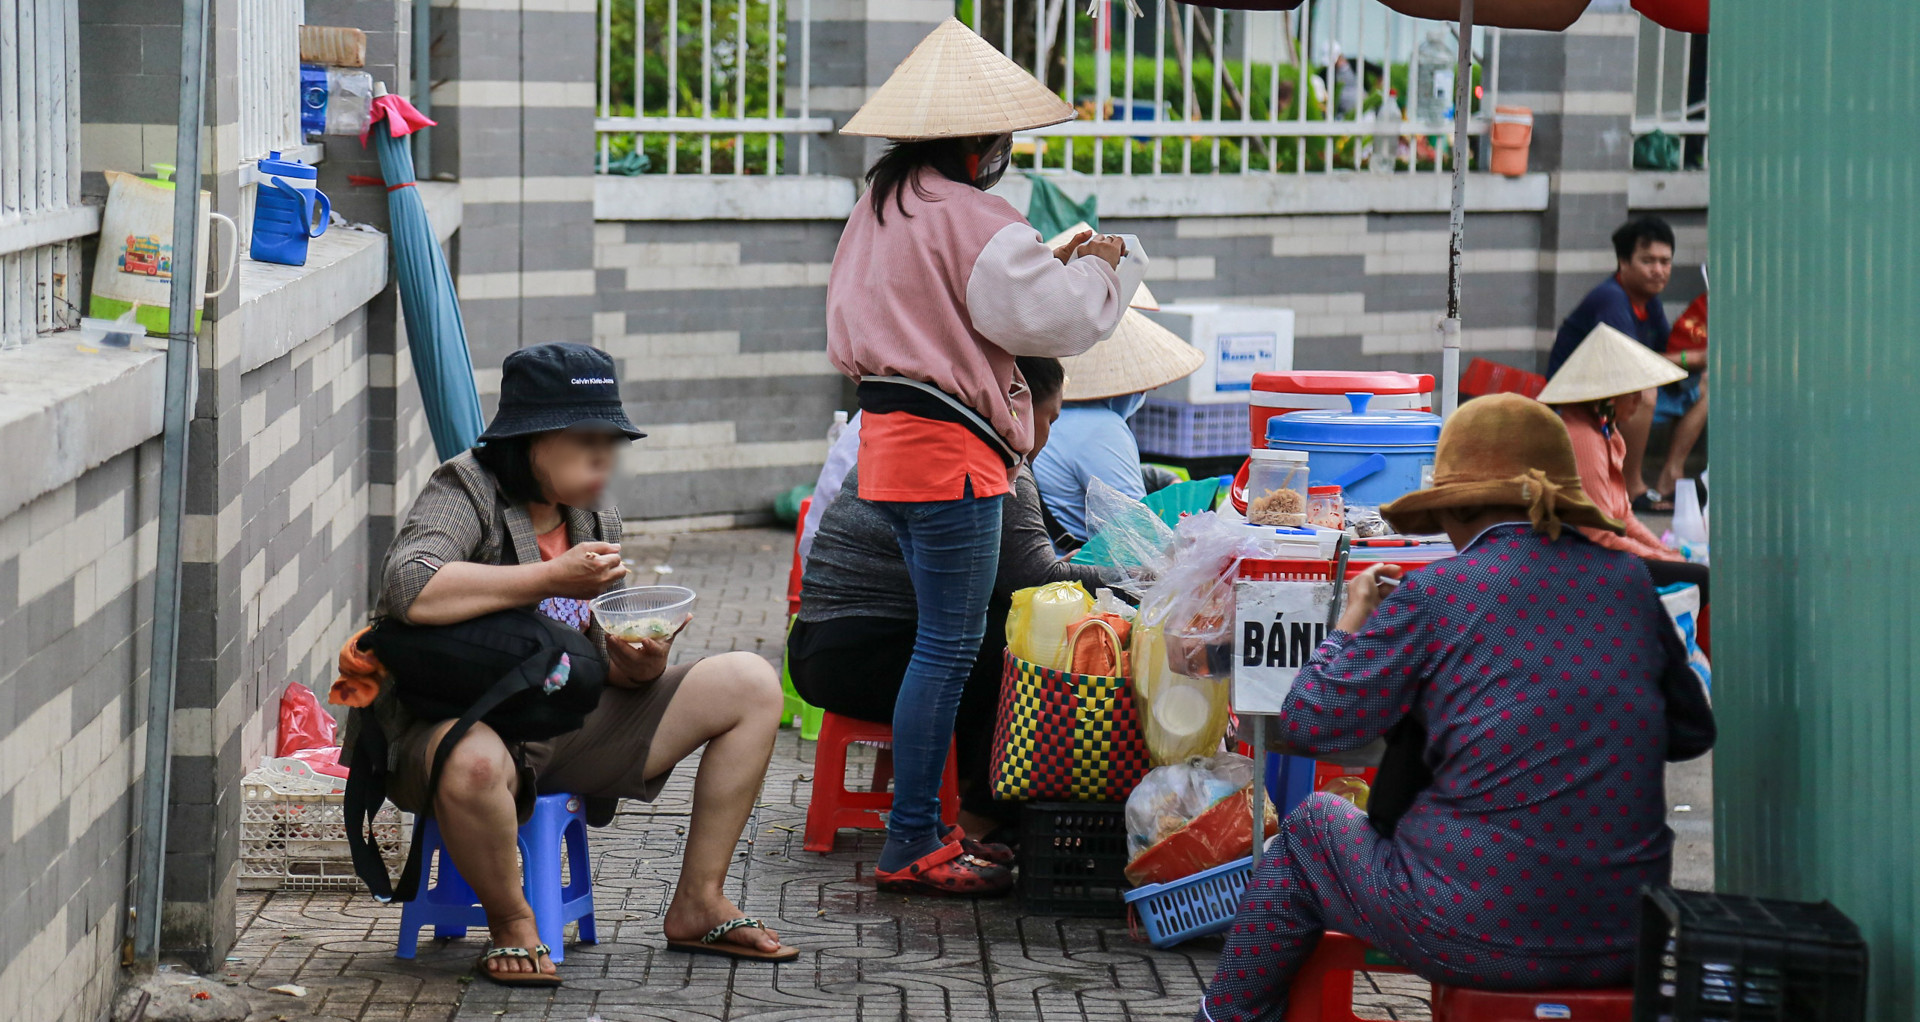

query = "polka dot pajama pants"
1193;794;1635;1022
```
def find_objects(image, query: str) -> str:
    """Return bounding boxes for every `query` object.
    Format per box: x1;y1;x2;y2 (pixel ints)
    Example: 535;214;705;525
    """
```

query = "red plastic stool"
1286;932;1419;1022
803;711;960;853
1431;984;1633;1021
786;496;810;619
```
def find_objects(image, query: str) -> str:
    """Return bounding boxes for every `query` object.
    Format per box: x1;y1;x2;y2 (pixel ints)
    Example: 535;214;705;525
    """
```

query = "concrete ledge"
0;341;165;520
1629;171;1709;210
595;175;856;221
233;224;389;375
417;181;464;244
989;171;1552;219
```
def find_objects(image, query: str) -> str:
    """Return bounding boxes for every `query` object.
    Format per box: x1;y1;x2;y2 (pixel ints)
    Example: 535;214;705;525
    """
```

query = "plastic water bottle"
1371;90;1402;173
826;409;849;447
251;152;331;266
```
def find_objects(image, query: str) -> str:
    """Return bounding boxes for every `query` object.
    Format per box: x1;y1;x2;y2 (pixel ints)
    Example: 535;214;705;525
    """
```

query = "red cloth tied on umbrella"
361;92;437;146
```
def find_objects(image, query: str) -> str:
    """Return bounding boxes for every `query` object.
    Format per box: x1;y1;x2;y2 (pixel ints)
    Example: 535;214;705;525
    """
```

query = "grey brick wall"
0;443;160;1022
165;311;381;966
593;219;847;520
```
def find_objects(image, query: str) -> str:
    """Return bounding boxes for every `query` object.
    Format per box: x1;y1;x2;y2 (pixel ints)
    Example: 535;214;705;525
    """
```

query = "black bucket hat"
477;343;645;442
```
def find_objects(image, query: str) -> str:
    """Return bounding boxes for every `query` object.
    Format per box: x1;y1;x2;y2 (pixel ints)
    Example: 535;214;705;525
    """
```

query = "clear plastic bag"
1075;477;1177;591
1135;513;1274;679
1125;753;1259;859
1132;621;1232;764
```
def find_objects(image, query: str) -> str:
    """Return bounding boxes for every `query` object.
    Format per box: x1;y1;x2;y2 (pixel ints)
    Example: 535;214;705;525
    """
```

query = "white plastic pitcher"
88;166;238;337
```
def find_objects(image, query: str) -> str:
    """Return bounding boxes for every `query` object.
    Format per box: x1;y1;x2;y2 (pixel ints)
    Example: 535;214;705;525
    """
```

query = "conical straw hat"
1536;323;1688;405
1044;223;1157;309
842;19;1076;139
1060;310;1204;401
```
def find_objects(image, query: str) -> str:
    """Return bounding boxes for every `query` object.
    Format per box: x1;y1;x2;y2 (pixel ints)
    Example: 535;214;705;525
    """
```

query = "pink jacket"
826;168;1137;455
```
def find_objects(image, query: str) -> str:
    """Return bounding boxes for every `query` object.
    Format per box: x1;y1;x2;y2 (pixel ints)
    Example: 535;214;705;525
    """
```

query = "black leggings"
786;616;1017;828
1643;557;1709;605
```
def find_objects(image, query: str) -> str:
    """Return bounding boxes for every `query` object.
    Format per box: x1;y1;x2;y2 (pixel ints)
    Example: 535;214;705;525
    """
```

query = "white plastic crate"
239;768;410;892
1130;399;1250;459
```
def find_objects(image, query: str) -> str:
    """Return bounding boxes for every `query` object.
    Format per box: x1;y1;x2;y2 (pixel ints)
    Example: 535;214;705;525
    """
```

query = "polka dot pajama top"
1197;523;1715;1022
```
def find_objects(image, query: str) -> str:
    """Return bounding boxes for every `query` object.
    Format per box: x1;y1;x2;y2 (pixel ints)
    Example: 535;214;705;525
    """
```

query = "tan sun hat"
1059;310;1204;401
1044;223;1157;309
1379;393;1623;538
841;19;1076;139
1536;323;1688;405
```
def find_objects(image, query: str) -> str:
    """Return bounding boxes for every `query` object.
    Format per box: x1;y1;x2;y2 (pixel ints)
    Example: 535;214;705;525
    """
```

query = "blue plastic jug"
251;151;330;266
1265;393;1442;506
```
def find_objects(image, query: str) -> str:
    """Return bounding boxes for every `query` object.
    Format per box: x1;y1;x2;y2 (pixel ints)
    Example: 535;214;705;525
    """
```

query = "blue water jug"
251;151;331;266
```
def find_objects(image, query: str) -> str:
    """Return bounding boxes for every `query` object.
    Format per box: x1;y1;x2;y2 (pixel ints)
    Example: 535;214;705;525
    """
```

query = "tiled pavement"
218;528;1448;1021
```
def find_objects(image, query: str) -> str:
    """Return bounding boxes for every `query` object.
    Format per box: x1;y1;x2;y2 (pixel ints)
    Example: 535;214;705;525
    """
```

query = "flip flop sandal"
476;944;561;987
665;918;800;962
1632;489;1673;513
941;825;1016;866
875;840;1013;897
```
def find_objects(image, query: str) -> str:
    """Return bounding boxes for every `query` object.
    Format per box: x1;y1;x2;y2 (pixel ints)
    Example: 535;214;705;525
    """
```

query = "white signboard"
1231;578;1337;715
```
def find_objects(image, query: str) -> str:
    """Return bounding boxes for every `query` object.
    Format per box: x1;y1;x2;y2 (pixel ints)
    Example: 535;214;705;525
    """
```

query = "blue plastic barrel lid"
257;151;317;181
1267;391;1441;447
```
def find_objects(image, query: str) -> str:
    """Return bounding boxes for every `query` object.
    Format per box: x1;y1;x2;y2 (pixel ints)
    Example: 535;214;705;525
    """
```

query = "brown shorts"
386;660;695;822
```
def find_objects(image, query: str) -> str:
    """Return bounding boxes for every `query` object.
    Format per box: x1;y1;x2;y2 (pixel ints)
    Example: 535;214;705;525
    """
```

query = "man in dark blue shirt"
1548;216;1698;509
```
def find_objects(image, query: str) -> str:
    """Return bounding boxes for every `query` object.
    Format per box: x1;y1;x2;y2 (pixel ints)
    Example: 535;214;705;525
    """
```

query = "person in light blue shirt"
1032;394;1149;544
1033;306;1203;544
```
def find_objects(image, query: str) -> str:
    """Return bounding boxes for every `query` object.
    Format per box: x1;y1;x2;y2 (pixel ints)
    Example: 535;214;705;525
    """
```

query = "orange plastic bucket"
1490;106;1533;178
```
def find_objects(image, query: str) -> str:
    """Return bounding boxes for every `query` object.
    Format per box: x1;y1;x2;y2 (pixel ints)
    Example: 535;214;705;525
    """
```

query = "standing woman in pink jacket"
825;19;1148;896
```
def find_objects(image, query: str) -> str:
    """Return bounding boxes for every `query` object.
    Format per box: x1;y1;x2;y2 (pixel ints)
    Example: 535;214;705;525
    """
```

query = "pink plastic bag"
277;683;338;758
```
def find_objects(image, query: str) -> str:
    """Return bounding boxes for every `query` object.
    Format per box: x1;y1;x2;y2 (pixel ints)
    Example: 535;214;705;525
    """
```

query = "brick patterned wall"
593;220;845;521
432;0;601;402
0;443;160;1022
165;308;383;963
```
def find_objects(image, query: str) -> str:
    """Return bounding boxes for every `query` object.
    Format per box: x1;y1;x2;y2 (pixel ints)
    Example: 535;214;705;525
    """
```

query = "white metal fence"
983;0;1497;176
0;0;82;348
594;0;830;175
1632;19;1706;167
238;0;304;162
591;0;1499;177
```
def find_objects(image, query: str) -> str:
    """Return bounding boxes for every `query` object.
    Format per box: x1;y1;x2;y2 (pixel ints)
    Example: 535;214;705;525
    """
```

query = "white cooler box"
1145;304;1295;405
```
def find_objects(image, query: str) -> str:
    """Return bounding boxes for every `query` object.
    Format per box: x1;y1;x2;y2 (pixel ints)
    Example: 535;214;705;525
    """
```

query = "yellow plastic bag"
1131;622;1232;765
1006;581;1092;672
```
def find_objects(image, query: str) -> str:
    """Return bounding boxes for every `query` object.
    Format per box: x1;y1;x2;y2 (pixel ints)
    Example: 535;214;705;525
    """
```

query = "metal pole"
414;0;431;178
1439;0;1473;420
133;0;210;966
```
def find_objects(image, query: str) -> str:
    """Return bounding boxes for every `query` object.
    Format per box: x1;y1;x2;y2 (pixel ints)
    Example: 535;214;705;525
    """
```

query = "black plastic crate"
1018;801;1129;917
1634;886;1868;1022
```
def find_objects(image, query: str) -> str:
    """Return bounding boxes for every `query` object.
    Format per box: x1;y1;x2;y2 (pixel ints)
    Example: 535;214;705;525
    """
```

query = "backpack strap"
343;716;396;899
347;641;560;903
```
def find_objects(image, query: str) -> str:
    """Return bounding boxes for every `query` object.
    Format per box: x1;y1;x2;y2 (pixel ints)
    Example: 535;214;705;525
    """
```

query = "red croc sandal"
875;840;1013;897
941;825;1015;867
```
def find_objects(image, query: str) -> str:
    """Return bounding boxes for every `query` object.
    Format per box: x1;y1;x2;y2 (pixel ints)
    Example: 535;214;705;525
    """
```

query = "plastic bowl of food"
590;585;697;643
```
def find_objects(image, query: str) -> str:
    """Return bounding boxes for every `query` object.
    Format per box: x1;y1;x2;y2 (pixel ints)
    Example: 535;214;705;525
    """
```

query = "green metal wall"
1712;3;1920;1017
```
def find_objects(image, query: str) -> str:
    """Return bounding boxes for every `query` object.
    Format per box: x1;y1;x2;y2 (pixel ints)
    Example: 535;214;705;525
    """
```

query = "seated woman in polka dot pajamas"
1196;395;1716;1022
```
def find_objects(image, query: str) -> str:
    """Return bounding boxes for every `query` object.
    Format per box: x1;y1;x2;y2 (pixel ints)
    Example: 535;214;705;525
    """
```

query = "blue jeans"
870;480;1004;866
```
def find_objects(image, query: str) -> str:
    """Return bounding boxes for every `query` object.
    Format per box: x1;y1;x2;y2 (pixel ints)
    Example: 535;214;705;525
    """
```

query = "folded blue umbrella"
366;91;485;461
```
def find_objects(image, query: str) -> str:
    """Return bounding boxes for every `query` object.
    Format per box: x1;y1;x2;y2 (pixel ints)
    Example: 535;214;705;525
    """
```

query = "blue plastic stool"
396;792;597;962
1265;752;1318;819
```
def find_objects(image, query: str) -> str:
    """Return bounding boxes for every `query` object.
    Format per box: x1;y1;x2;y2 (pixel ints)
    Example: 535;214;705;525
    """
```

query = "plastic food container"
590;585;697;642
1245;448;1308;527
1248;370;1433;452
1307;485;1345;529
1265;394;1442;506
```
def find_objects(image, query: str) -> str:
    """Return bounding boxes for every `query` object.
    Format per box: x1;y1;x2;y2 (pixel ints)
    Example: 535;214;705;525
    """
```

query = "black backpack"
343;608;606;901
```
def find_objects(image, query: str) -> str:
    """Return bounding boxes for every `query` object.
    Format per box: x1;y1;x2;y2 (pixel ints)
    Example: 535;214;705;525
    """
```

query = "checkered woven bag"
990;620;1152;802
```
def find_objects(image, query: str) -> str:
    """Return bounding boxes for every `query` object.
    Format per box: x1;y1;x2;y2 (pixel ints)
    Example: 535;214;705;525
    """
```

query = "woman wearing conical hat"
825;18;1148;897
1538;323;1710;602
